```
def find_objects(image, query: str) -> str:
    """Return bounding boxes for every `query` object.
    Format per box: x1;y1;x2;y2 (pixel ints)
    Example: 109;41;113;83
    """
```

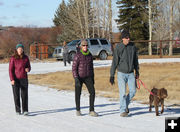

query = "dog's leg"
149;95;153;112
160;99;164;114
154;98;159;116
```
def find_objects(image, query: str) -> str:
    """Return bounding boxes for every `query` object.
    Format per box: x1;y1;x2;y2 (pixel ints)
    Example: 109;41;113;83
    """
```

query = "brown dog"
149;87;168;116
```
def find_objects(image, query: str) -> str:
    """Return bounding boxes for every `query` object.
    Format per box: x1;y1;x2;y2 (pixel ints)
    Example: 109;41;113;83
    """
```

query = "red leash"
136;79;156;96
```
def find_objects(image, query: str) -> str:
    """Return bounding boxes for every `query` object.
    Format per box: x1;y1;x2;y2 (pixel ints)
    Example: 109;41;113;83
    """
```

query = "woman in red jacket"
9;44;31;115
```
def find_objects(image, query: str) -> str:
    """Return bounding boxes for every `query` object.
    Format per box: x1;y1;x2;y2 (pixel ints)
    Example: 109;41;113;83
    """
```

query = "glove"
109;76;115;85
135;74;139;79
75;77;81;87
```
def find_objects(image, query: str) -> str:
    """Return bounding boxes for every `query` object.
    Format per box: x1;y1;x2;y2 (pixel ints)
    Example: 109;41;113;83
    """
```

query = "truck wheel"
69;52;76;61
99;51;108;60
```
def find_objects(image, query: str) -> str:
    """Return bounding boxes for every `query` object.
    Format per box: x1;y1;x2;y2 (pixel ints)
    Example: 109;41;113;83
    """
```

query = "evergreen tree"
53;0;94;43
116;0;149;41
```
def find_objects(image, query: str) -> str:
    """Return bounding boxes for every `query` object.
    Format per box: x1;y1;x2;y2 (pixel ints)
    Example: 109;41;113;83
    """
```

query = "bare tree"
148;0;152;55
108;0;112;43
96;0;100;37
92;0;95;38
76;0;84;38
82;0;90;38
169;0;176;56
102;0;107;38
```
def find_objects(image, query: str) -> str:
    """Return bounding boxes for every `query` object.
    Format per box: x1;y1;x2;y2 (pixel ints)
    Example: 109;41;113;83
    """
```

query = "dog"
149;87;168;116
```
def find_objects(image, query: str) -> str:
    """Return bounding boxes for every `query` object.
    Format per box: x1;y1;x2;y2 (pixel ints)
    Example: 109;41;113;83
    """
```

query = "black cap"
121;30;130;39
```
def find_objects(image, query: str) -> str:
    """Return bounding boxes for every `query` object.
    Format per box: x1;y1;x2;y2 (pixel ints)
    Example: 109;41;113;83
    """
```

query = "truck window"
90;39;99;45
100;39;108;45
58;49;61;53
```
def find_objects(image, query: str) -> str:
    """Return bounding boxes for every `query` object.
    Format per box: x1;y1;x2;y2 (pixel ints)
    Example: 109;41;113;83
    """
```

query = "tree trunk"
77;0;84;38
169;1;175;56
108;0;112;43
96;0;100;37
83;0;89;38
92;0;95;38
102;0;106;38
148;0;152;55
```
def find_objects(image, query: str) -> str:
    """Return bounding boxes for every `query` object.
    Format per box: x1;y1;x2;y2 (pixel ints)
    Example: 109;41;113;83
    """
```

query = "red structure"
30;42;48;59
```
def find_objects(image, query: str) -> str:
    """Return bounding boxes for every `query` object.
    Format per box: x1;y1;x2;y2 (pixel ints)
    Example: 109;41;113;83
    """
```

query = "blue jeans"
117;72;136;113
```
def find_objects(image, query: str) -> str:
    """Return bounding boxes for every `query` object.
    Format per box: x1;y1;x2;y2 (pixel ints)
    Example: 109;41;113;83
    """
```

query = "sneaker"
89;111;98;117
23;111;29;116
16;112;21;115
76;111;82;116
120;112;128;117
126;108;129;113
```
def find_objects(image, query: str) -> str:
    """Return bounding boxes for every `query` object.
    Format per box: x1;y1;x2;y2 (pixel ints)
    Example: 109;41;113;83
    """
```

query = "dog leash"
136;79;158;97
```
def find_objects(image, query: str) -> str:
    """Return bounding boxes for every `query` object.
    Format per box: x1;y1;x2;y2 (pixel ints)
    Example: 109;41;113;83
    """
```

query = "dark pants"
12;78;28;113
75;77;95;111
63;53;70;66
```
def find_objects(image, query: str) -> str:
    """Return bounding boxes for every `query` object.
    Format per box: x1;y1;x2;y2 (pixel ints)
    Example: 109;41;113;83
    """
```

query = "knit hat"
121;30;130;39
16;44;24;49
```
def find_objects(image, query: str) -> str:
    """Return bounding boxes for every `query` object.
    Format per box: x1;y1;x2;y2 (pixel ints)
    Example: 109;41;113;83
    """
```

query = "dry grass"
29;62;180;105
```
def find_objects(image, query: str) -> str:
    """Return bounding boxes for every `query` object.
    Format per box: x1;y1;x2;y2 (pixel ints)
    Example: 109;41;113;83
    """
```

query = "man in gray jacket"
110;30;139;117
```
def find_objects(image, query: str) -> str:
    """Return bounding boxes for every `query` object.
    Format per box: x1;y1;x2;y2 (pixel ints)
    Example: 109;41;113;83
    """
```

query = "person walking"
110;30;139;117
72;39;98;117
9;44;31;116
62;41;70;66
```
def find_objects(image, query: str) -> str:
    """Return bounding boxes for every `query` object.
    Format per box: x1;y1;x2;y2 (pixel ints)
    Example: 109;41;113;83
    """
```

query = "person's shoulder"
10;56;15;60
128;42;135;46
74;52;81;58
114;42;125;51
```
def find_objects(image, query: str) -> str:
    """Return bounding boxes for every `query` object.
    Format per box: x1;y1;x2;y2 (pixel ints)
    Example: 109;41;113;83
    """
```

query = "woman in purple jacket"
72;40;98;117
9;44;31;115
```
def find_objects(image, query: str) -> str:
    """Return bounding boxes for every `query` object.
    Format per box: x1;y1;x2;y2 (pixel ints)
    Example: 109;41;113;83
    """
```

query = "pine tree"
53;0;67;27
53;0;94;43
116;0;149;41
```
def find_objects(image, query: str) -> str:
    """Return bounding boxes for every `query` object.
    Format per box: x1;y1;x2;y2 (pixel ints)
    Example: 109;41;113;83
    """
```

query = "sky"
0;0;119;32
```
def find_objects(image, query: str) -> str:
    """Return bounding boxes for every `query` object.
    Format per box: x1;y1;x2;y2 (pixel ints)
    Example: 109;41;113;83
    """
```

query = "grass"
29;62;180;105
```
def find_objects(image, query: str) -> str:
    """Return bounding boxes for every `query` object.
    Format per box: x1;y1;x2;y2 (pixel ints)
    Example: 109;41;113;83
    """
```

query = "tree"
116;0;149;48
169;0;176;56
108;0;112;42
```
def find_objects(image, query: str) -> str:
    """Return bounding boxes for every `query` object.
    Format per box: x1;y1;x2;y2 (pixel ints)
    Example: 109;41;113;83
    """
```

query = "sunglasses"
82;45;88;47
124;37;130;39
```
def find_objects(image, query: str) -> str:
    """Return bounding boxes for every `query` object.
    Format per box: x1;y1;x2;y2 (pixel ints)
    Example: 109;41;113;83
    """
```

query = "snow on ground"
0;58;180;132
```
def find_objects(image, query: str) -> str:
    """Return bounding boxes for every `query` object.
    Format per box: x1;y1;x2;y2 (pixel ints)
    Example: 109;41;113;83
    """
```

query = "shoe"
23;111;29;116
16;112;21;115
89;111;98;117
126;108;129;113
76;111;82;116
120;112;128;117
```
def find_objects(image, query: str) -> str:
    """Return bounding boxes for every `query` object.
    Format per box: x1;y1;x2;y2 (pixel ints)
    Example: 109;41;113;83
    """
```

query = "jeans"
117;72;136;113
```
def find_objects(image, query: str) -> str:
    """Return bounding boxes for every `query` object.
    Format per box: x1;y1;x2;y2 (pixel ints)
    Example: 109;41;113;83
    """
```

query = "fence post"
159;40;162;58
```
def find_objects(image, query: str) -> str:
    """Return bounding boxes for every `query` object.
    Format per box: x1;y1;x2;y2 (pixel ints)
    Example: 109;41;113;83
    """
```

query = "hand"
135;74;139;79
25;68;29;72
11;80;15;85
109;76;115;85
75;77;81;87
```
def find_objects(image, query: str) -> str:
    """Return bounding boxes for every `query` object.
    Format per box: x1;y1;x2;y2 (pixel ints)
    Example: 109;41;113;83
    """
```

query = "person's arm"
91;55;95;84
9;57;15;82
72;54;79;78
25;56;31;72
134;46;139;78
110;45;120;77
